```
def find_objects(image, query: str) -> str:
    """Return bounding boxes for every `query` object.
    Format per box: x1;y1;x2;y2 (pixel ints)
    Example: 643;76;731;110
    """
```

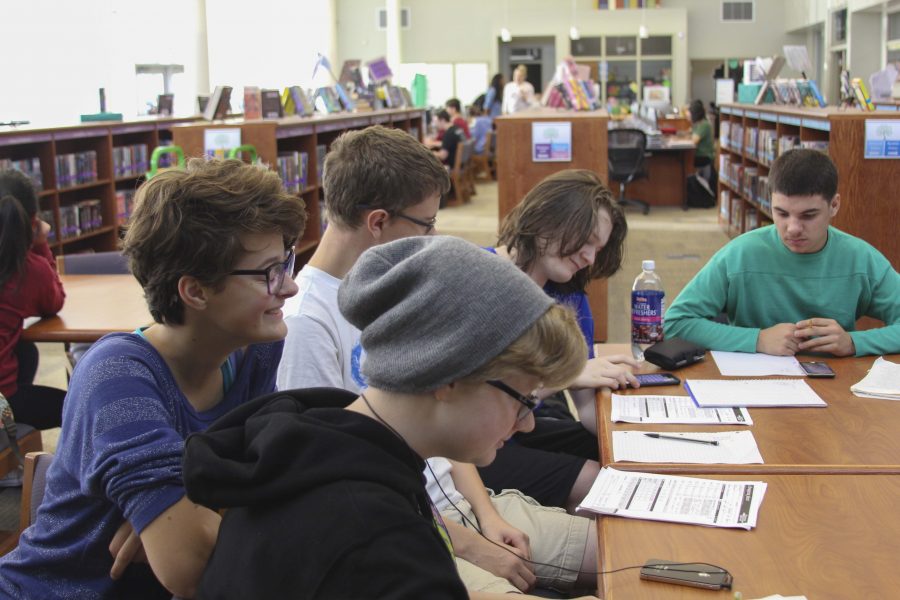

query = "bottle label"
632;289;665;345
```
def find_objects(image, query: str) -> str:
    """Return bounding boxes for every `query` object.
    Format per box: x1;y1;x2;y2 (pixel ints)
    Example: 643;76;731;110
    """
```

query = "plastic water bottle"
631;259;665;361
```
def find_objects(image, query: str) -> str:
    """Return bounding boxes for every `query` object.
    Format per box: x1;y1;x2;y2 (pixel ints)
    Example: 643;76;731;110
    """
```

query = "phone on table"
640;559;733;590
799;361;835;378
635;373;681;387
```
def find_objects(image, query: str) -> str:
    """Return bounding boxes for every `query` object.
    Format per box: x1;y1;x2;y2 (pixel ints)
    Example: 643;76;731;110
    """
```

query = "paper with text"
685;379;827;408
711;351;805;376
611;394;753;424
577;467;766;529
612;430;763;464
851;356;900;400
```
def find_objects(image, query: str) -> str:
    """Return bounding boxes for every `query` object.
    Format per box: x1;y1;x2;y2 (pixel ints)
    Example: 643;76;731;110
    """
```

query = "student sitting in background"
0;159;305;599
0;169;66;431
470;104;493;155
433;109;466;167
666;148;900;356
445;97;471;139
184;235;600;600
276;126;597;595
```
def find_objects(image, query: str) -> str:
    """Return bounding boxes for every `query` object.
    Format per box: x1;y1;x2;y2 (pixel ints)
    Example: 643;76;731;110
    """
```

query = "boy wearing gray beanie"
183;236;600;599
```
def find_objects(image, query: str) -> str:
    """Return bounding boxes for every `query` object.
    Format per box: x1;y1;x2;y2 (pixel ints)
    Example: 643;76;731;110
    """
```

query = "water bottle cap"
642;259;655;271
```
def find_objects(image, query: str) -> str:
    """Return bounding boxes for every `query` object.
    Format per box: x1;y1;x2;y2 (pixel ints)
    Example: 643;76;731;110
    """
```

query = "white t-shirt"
425;457;465;512
275;265;464;509
502;81;536;114
277;265;364;393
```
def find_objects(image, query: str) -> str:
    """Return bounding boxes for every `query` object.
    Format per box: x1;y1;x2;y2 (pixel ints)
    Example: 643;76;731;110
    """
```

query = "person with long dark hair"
484;73;505;119
0;169;66;430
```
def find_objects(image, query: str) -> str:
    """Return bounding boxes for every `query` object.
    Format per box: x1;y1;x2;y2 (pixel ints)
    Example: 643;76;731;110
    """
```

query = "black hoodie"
183;387;467;600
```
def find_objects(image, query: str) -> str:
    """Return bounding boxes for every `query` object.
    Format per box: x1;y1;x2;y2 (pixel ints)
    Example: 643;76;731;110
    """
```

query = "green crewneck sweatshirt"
665;225;900;356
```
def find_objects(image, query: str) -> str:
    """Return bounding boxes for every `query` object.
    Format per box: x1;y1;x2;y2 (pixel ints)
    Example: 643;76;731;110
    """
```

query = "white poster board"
532;122;572;162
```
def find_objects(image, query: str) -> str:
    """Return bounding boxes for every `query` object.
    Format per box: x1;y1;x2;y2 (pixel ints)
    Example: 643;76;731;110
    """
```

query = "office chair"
608;128;650;215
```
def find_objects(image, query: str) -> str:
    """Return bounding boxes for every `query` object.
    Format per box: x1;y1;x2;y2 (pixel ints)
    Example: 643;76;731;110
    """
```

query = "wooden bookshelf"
170;109;425;263
495;109;610;342
0;116;194;256
716;104;900;268
0;109;423;263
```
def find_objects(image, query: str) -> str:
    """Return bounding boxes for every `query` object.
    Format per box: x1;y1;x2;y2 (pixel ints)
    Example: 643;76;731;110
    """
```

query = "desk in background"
595;345;900;474
22;274;151;344
623;137;695;208
597;472;900;599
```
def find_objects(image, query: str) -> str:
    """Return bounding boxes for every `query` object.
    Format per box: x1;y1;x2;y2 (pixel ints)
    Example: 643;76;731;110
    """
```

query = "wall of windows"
571;35;673;106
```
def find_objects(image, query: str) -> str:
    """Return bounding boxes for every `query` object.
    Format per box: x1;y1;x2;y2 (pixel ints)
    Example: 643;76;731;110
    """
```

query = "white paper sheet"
577;467;766;529
685;379;827;408
850;356;900;400
711;351;805;376
611;394;753;425
612;430;764;464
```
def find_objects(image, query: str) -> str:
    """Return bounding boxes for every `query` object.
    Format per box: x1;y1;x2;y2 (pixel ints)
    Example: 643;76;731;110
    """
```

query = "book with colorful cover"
851;78;874;111
333;83;355;111
243;86;262;119
261;89;284;119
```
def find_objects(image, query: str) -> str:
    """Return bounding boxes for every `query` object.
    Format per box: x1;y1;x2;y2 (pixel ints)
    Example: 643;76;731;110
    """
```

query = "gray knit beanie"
338;236;554;393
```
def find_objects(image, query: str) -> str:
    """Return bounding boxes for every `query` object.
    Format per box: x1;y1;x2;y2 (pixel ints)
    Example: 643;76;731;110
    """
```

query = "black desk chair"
608;128;650;215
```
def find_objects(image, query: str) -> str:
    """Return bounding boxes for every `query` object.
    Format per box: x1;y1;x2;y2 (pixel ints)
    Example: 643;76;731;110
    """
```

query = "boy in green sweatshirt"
665;148;900;357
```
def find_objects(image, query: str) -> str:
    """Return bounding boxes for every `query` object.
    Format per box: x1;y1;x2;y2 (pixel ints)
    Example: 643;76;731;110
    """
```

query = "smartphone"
640;559;733;590
799;361;835;378
635;373;681;387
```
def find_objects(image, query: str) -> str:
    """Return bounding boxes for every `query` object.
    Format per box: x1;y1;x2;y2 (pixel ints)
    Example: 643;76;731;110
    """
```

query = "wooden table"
595;344;900;474
22;274;151;343
596;472;900;599
622;138;696;208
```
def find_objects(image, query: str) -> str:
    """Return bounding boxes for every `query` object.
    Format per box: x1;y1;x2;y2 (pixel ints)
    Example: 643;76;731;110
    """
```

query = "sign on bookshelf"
864;120;900;159
532;122;572;162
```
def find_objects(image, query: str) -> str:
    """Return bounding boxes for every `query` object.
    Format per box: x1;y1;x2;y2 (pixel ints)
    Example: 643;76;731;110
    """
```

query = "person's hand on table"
794;317;855;357
756;323;799;356
573;355;640;390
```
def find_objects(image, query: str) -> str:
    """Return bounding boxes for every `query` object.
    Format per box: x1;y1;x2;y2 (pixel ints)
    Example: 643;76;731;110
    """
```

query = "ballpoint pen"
644;433;719;446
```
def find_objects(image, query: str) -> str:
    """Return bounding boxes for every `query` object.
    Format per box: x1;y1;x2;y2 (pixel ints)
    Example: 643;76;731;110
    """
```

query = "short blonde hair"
463;304;586;391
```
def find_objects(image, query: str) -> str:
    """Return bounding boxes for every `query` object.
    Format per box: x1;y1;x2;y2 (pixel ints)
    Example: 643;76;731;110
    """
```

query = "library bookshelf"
716;104;900;269
0;117;194;256
170;109;425;263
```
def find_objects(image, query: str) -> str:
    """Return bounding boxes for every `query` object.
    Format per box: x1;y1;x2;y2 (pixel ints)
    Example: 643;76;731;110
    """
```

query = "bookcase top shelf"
0;116;197;145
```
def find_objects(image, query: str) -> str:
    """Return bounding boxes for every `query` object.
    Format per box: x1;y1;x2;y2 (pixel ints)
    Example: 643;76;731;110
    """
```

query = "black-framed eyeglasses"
486;380;543;421
394;213;437;234
229;248;296;295
357;204;437;235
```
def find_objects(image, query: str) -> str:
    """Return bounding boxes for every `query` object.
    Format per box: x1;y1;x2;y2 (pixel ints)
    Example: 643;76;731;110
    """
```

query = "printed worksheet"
611;394;753;425
577;467;766;529
685;379;826;408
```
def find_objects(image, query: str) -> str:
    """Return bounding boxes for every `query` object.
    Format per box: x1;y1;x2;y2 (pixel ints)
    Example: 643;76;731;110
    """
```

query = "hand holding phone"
635;373;681;387
640;559;732;590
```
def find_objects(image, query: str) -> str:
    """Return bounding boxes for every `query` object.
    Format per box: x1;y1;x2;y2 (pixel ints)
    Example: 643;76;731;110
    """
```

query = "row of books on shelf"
116;190;136;225
720;190;764;233
720;122;829;162
243;82;413;121
756;79;826;108
0;157;43;191
545;79;597;111
113;144;149;179
46;200;103;241
56;151;98;189
719;155;772;213
277;152;309;193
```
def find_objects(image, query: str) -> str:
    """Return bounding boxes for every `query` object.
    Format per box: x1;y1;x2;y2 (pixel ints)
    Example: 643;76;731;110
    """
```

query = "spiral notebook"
684;379;827;408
